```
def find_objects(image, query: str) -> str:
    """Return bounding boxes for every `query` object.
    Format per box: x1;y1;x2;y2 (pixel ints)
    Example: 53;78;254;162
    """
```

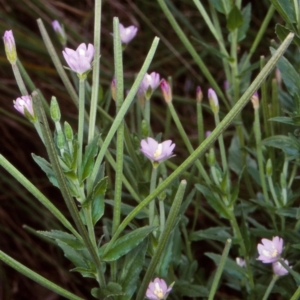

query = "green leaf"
92;195;104;225
275;24;300;48
56;240;89;269
79;136;100;183
191;227;232;242
210;0;231;15
270;47;300;97
105;200;148;219
262;135;300;157
269;116;298;126
100;226;156;261
270;0;296;24
38;230;83;249
117;240;148;300
205;252;247;278
195;184;231;218
32;154;58;187
71;267;96;278
237;4;251;42
175;283;209;297
91;282;123;299
227;5;243;31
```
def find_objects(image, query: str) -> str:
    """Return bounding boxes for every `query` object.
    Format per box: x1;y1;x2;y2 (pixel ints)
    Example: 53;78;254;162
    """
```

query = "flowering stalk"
196;86;205;147
88;0;102;143
149;167;158;226
87;37;160;194
161;81;211;185
208;88;228;174
252;93;271;204
261;275;278;300
136;180;186;300
208;239;232;300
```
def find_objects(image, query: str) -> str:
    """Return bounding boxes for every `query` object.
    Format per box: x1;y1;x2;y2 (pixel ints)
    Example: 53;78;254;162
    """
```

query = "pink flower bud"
13;95;35;118
160;79;172;103
3;30;17;64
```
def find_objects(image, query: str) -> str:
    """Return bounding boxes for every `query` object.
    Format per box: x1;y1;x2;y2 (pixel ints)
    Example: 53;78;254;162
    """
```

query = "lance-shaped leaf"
99;226;156;261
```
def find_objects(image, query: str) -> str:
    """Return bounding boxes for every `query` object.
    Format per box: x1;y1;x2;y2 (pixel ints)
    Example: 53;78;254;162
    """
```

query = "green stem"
77;78;85;172
0;251;84;300
208;239;232;300
262;275;278;300
157;0;228;109
196;102;205;147
112;17;125;234
290;287;300;300
267;175;280;208
103;32;294;253
253;105;270;203
0;154;81;241
214;113;228;172
32;92;106;288
159;199;165;233
241;6;275;72
88;0;102;143
12;63;28;96
88;37;160;194
149;167;158;226
167;102;211;184
136;180;186;300
144;99;151;128
37;19;79;108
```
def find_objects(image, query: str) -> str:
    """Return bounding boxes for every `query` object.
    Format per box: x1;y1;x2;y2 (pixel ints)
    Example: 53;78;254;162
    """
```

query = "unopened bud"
196;86;203;103
52;20;67;46
50;96;61;122
251;92;259;109
57;131;66;149
111;77;116;101
3;30;17;64
266;158;273;176
208;88;219;114
206;148;216;166
160;79;172;103
64;122;73;142
280;172;286;189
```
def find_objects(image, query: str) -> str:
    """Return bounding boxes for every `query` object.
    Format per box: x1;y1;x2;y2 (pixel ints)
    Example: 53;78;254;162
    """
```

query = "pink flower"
146;278;172;300
257;236;283;263
13;95;34;117
196;86;203;103
272;260;290;276
62;43;94;75
3;30;17;64
119;23;138;44
138;72;160;100
140;137;175;163
236;257;246;268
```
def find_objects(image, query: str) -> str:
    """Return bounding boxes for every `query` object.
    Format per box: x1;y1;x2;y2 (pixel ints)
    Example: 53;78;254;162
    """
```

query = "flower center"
78;49;86;56
19;99;25;106
263;248;278;258
153;282;164;299
153;144;162;159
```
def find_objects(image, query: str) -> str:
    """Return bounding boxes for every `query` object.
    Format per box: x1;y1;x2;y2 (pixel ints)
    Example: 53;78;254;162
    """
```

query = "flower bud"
196;86;203;103
266;158;273;177
3;30;17;64
52;20;67;46
208;88;219;114
13;95;36;121
111;77;117;101
64;121;74;142
251;92;259;110
57;131;66;149
160;79;172;104
50;96;61;122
